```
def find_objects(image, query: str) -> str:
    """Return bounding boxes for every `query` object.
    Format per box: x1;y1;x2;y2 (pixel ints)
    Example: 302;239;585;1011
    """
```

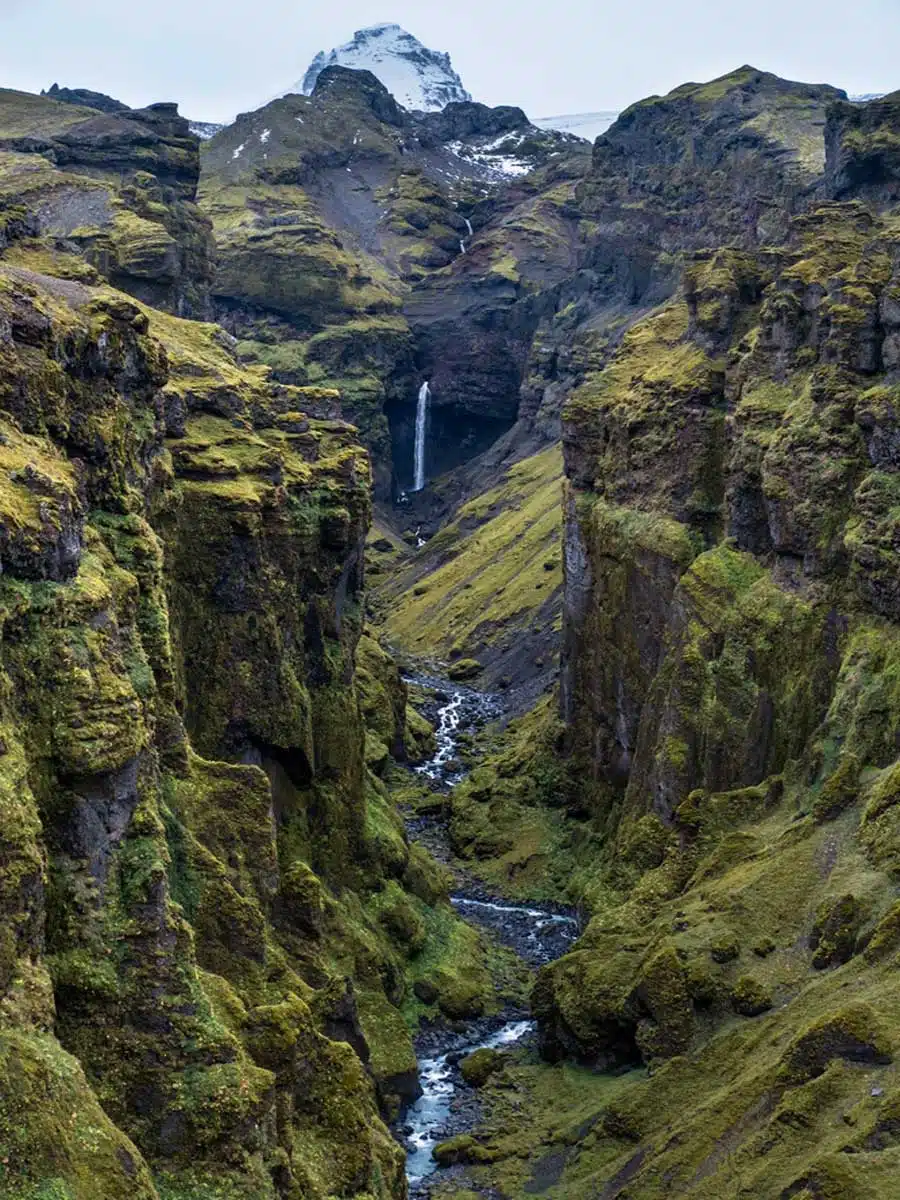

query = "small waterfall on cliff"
413;381;430;492
464;217;473;237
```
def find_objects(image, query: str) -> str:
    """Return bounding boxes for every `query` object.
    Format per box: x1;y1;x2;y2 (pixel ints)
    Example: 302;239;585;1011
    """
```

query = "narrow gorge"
0;23;899;1200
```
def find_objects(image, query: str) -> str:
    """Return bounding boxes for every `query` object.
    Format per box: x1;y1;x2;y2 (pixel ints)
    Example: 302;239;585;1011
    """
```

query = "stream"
395;674;580;1194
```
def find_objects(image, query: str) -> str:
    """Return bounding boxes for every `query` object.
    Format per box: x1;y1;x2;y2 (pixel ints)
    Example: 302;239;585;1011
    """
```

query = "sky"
0;0;897;123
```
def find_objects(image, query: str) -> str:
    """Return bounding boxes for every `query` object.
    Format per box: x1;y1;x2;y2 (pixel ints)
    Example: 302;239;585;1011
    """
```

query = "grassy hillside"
371;445;564;689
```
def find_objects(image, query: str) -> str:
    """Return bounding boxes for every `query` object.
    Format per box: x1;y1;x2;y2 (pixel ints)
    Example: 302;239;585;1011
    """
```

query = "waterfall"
465;217;473;237
413;381;430;492
459;239;467;254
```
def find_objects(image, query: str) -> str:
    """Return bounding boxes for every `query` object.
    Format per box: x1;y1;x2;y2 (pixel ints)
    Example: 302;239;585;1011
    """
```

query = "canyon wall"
0;85;492;1200
530;89;900;1199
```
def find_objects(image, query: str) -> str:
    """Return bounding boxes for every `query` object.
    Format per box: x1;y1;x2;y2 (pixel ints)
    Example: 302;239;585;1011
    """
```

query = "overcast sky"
0;0;897;123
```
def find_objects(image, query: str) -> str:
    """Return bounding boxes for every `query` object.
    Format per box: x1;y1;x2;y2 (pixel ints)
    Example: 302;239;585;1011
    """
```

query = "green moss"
0;88;99;137
355;987;418;1106
730;975;773;1016
406;903;493;1022
810;894;866;968
368;880;426;953
447;658;483;681
0;1030;158;1200
460;1048;505;1087
433;1134;502;1166
864;900;900;963
376;445;564;664
779;1004;893;1087
448;694;576;901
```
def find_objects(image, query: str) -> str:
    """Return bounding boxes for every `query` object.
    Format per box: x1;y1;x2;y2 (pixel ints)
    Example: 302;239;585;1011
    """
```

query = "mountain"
198;63;588;498
296;23;472;111
189;119;224;140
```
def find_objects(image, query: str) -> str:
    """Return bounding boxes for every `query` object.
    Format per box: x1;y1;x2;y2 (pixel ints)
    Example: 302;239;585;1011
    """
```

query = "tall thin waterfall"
413;381;430;492
464;217;473;237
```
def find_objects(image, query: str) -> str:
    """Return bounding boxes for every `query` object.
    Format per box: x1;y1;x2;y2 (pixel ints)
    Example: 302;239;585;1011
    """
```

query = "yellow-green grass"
0;88;97;138
375;445;564;663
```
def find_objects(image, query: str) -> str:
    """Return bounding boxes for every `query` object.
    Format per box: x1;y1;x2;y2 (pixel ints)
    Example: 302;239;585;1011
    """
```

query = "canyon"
0;27;899;1200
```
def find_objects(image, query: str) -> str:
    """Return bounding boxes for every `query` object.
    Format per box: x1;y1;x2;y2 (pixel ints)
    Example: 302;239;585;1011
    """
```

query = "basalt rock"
0;87;214;314
528;90;900;1200
43;82;130;115
823;89;900;207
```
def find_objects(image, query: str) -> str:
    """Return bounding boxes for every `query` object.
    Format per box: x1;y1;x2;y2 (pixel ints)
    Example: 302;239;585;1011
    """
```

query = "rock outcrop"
0;87;214;315
42;83;130;114
823;88;900;206
526;91;900;1199
0;261;413;1200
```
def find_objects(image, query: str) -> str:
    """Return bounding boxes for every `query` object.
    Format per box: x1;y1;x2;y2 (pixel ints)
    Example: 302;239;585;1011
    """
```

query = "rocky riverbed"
394;676;580;1194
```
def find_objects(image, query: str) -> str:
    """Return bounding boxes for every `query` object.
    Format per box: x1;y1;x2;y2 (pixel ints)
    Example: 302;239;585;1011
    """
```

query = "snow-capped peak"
297;23;472;112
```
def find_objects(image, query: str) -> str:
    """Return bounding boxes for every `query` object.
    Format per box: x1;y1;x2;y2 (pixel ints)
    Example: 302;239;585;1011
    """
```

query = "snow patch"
232;143;246;160
189;120;224;141
260;128;271;144
478;130;527;152
535;111;619;142
489;155;532;177
447;139;533;179
294;23;471;112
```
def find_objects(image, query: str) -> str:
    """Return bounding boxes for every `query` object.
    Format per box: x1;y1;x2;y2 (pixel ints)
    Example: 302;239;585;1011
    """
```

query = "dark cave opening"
386;396;515;495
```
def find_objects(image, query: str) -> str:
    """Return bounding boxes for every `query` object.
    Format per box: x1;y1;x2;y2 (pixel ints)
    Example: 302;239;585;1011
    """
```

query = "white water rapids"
405;1020;533;1185
401;681;580;1191
415;691;465;781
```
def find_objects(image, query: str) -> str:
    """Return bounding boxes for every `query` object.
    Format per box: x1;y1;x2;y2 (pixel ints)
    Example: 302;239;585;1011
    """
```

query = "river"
395;675;580;1194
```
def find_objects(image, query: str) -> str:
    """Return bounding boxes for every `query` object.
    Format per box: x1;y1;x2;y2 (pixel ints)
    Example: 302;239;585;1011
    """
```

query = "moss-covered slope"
0;234;510;1196
371;444;564;691
520;142;900;1196
0;88;214;314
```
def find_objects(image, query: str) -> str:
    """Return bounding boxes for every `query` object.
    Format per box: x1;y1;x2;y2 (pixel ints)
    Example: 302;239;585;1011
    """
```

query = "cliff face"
529;94;900;1197
0;88;214;315
0;261;412;1200
0;86;498;1200
823;89;900;205
197;66;589;495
